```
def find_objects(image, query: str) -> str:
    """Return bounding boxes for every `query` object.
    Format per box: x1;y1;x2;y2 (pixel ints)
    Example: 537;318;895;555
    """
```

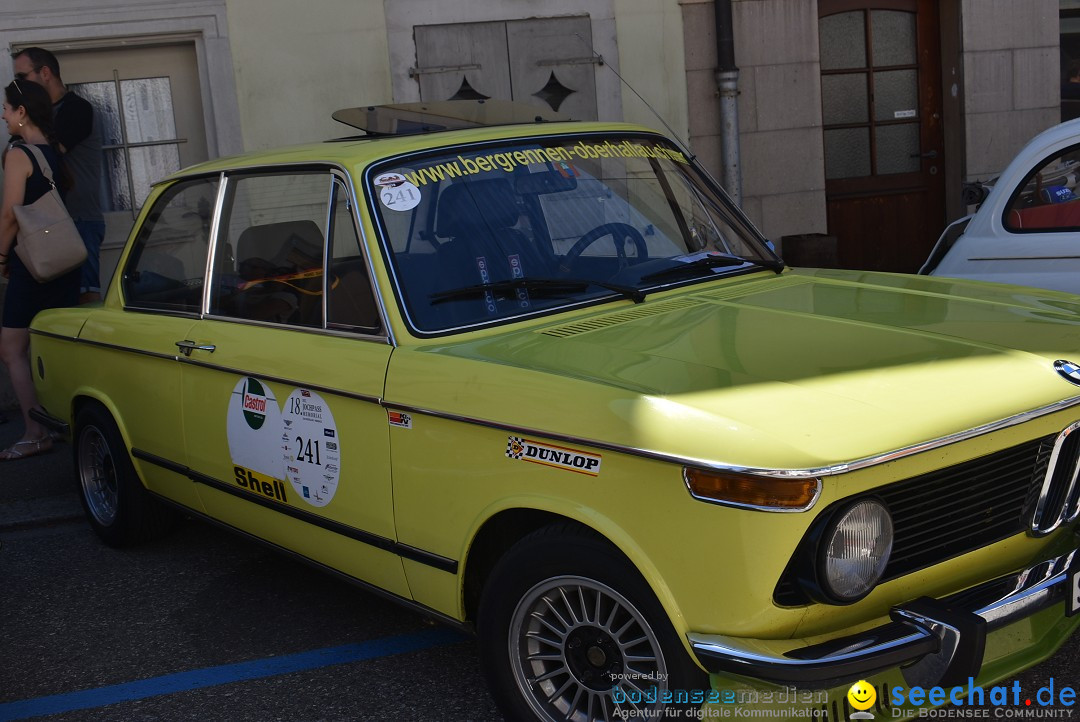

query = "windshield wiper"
430;277;646;304
640;254;783;284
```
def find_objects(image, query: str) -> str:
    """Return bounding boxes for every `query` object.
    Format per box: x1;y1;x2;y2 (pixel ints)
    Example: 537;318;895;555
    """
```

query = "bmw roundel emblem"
1054;360;1080;385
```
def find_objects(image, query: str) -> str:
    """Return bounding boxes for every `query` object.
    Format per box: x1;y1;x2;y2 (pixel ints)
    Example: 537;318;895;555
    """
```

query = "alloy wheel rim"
78;425;118;525
509;575;669;722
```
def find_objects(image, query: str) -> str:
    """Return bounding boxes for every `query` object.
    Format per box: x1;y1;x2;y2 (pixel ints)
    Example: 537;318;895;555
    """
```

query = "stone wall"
680;0;828;247
962;0;1061;181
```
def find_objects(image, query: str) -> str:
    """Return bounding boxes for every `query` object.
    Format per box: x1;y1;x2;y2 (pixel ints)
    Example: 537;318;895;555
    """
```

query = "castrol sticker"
227;377;286;481
282;389;341;507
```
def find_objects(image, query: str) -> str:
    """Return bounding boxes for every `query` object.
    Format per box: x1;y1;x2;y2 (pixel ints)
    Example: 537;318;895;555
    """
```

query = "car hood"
390;269;1080;471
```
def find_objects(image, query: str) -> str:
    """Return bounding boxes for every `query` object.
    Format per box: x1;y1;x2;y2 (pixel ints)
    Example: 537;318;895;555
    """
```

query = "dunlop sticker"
505;436;601;476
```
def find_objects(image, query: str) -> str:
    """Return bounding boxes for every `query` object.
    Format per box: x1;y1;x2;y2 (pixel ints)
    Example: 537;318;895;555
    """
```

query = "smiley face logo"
847;680;877;711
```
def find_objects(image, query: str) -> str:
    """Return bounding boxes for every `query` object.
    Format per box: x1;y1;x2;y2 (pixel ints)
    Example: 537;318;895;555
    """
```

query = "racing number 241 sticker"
282;389;341;507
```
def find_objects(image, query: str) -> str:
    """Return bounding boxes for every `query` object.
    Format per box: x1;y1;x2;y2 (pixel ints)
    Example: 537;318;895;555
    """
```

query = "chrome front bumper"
689;547;1078;689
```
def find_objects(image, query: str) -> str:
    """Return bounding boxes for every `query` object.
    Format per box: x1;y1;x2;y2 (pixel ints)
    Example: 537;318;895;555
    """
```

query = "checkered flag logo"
506;436;525;459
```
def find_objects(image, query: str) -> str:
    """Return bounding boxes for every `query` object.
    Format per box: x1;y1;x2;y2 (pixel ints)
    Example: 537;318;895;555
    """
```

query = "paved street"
2;413;1080;721
0;414;503;722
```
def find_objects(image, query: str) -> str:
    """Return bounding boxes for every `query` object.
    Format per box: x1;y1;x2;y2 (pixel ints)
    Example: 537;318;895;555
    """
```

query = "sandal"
0;436;54;461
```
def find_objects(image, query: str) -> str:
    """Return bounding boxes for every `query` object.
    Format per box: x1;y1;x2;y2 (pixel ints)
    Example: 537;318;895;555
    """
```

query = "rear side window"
122;177;218;313
209;172;331;327
1004;145;1080;232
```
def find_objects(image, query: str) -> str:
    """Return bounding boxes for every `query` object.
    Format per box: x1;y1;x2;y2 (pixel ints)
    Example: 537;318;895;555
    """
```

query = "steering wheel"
559;223;649;273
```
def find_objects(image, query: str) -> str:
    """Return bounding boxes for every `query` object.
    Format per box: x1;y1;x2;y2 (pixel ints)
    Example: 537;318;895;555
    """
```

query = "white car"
921;117;1080;293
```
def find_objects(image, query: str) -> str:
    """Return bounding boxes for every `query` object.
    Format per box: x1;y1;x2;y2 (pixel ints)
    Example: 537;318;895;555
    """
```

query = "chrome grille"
875;436;1050;580
774;428;1077;606
1029;421;1080;535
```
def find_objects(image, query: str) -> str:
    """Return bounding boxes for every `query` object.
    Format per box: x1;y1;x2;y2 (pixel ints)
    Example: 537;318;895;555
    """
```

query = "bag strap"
13;142;57;187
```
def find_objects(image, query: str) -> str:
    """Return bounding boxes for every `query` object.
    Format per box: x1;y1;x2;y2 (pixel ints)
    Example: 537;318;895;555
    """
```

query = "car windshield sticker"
475;256;497;314
506;436;602;476
374;171;421;212
227;377;289;503
507;253;530;308
388;410;412;429
398;142;688;188
283;389;341;507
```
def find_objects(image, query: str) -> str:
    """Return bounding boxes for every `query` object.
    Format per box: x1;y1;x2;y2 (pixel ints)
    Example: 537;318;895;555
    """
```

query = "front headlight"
820;499;893;602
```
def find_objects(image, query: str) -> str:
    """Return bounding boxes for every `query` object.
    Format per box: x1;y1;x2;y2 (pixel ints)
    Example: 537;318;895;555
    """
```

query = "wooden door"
819;0;945;272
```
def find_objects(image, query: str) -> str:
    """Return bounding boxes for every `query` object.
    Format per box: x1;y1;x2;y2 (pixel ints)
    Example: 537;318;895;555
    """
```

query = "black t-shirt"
53;91;93;151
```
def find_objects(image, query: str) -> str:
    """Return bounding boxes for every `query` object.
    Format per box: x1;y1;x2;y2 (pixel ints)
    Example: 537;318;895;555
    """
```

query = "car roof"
164;119;665;182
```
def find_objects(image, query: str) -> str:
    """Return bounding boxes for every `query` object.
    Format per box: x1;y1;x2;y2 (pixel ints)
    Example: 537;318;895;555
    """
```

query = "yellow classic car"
29;101;1080;721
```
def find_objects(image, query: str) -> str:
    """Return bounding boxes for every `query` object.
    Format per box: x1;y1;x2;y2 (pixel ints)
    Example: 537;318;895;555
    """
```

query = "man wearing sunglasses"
11;47;104;304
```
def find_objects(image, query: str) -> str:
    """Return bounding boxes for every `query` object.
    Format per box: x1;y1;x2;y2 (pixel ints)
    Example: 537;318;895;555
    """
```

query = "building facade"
0;0;1064;279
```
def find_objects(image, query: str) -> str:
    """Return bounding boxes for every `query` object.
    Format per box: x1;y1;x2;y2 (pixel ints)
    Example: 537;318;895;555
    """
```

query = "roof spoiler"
331;100;573;136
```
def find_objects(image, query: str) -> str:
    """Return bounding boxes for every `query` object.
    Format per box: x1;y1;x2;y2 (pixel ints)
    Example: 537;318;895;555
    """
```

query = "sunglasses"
13;67;39;81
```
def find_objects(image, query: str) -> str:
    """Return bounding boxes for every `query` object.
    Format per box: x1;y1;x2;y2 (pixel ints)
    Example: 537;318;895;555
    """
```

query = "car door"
177;169;408;597
77;176;218;511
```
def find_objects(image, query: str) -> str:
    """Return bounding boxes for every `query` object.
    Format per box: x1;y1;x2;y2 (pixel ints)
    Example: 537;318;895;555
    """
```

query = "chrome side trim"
196;312;390;343
1031;421;1080;535
177;356;382;406
30;330;384;406
31;332;1080;485
30;331;180;362
386;395;1080;481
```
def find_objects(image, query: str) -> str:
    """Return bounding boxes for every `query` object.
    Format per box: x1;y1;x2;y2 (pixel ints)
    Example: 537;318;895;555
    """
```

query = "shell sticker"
375;172;421;212
282;389;341;507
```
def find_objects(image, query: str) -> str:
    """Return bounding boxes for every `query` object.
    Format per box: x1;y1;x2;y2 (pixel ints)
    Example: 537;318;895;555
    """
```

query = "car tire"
73;404;177;547
477;522;709;721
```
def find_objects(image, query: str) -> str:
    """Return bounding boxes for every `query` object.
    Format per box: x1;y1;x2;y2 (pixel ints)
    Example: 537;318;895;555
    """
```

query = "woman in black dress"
0;79;79;460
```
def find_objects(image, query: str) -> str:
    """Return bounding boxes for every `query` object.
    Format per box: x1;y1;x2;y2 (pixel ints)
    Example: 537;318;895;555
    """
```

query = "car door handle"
175;340;216;357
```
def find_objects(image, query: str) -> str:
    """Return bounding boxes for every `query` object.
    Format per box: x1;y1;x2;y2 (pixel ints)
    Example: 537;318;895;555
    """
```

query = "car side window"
209;172;331;327
122;177;218;313
1004;145;1080;232
327;179;382;333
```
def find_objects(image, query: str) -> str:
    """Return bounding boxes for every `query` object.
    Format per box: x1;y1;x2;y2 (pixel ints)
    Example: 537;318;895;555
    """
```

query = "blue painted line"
0;627;466;721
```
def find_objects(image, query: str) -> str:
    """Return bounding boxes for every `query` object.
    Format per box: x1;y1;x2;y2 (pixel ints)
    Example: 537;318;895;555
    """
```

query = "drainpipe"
715;0;742;206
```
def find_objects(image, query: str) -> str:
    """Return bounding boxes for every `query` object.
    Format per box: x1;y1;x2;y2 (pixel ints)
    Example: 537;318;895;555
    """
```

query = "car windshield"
368;132;780;333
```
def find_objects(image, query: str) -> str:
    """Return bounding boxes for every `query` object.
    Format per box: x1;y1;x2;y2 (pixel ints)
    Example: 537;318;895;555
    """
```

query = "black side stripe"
132;448;458;574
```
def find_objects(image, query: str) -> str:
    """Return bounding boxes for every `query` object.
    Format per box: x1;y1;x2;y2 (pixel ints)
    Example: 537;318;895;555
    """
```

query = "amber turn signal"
683;468;820;510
